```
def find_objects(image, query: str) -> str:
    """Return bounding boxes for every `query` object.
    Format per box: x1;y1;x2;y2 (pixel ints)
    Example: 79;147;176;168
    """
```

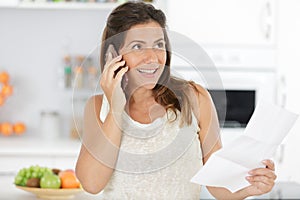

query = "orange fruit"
0;95;5;106
0;71;10;84
1;122;13;136
13;122;26;135
61;175;80;188
1;84;13;97
59;170;80;188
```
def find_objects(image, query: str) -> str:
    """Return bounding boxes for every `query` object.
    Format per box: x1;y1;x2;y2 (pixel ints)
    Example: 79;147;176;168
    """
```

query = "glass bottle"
73;55;85;89
63;55;72;88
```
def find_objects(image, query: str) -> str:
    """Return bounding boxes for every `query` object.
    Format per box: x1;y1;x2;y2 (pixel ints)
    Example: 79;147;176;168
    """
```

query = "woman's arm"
206;160;276;200
75;95;123;194
76;55;128;194
191;83;276;200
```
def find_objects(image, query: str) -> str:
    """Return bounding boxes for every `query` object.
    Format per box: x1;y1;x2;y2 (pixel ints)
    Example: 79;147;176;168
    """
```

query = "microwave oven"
172;68;277;128
208;89;255;128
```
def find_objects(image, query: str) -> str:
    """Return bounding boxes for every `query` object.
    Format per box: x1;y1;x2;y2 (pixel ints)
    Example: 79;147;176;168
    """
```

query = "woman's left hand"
243;159;277;196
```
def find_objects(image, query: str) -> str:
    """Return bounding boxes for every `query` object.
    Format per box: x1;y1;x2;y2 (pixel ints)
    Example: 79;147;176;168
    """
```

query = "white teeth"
137;68;157;74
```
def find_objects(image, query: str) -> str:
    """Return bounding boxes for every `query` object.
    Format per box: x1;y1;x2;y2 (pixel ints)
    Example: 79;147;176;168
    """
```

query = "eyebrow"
127;40;146;46
127;38;165;47
154;38;165;43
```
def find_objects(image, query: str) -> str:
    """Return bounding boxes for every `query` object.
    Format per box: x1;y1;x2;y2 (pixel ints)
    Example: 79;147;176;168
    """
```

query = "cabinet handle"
0;171;16;176
260;1;273;40
275;144;285;164
276;75;287;107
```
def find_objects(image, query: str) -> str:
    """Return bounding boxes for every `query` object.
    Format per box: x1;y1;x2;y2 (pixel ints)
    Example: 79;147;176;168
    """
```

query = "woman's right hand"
100;53;128;113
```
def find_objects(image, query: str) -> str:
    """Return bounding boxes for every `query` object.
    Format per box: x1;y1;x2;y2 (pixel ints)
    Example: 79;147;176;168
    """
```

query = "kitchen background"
0;0;300;199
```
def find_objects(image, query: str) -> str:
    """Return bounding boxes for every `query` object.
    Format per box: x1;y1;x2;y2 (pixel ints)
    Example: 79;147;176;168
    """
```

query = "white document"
190;101;299;193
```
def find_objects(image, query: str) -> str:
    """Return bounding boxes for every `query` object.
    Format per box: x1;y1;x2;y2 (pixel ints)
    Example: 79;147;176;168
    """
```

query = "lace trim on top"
99;95;203;199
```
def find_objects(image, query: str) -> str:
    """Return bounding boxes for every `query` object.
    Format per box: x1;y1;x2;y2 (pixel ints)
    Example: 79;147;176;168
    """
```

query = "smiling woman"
120;22;167;91
75;2;277;199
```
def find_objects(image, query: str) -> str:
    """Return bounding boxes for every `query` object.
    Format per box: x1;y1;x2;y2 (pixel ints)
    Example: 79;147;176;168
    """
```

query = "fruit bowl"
16;186;83;200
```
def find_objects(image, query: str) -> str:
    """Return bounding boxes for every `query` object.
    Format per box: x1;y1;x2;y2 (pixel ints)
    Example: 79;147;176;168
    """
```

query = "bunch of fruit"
14;165;81;189
0;71;13;106
0;122;26;136
0;71;26;136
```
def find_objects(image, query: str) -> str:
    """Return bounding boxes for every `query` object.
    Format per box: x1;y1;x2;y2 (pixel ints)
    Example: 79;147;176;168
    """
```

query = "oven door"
172;68;277;128
208;89;255;128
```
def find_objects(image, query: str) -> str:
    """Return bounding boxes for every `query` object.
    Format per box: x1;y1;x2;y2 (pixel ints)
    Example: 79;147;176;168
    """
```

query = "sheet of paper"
190;101;299;193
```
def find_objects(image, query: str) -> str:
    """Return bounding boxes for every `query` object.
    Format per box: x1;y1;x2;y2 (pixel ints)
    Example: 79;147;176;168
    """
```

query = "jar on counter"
40;111;61;140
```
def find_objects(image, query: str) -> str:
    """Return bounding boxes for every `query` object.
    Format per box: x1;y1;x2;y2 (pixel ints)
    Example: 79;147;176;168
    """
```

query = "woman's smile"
136;64;161;78
119;21;167;90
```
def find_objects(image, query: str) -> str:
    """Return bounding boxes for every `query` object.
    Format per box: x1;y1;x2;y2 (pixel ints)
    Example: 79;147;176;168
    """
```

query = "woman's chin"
142;83;157;90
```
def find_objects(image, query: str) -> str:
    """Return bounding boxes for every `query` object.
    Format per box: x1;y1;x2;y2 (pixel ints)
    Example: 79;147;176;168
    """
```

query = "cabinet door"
0;155;54;174
167;0;276;46
53;156;78;170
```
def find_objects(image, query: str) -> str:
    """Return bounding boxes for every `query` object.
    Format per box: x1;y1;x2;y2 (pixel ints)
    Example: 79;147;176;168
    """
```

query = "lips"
137;68;158;74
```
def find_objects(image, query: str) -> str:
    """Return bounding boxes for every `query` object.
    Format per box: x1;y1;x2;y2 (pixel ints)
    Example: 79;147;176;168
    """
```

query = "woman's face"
119;21;167;91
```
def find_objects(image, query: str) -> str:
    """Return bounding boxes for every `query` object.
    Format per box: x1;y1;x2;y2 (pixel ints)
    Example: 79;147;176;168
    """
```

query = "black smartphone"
105;44;119;62
105;44;127;91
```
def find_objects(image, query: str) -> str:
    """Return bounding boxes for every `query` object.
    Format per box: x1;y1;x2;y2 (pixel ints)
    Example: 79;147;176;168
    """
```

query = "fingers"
263;159;275;171
115;66;129;81
110;60;126;76
245;159;277;194
246;174;275;186
248;168;277;179
247;179;274;194
103;60;126;80
248;159;276;179
100;54;128;97
104;55;123;70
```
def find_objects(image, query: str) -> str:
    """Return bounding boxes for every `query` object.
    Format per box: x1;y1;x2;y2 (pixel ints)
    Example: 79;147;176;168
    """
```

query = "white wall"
0;8;109;137
276;0;300;182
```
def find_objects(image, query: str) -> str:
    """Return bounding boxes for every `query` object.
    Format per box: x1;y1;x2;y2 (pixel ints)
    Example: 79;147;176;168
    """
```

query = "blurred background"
0;0;300;199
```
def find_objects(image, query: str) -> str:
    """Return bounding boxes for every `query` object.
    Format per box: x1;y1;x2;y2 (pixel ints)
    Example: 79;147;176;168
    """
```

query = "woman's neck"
129;88;154;105
126;87;165;123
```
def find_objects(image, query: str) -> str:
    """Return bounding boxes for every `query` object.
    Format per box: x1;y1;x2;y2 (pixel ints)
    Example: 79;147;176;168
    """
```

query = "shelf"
0;137;81;156
0;137;82;173
1;2;119;10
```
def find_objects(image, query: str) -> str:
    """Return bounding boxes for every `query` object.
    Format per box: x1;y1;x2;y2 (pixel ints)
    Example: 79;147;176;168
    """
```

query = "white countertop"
2;173;300;200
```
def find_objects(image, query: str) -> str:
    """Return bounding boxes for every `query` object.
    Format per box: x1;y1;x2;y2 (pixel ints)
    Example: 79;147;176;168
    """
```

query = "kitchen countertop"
0;174;103;200
1;136;300;199
1;173;300;200
266;181;300;199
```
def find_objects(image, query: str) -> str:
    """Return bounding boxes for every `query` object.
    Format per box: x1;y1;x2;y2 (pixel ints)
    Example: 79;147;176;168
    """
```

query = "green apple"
40;174;61;189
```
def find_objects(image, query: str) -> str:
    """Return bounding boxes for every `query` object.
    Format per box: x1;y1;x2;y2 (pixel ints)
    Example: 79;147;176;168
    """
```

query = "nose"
143;48;158;64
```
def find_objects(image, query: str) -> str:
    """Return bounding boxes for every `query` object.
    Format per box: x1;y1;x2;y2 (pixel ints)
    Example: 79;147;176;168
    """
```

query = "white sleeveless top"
99;95;203;200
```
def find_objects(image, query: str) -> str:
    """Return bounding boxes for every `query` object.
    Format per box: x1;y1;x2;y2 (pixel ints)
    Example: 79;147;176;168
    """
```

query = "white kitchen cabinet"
167;0;276;46
275;0;300;183
0;137;81;174
0;0;19;7
0;1;118;10
16;1;118;10
0;1;165;11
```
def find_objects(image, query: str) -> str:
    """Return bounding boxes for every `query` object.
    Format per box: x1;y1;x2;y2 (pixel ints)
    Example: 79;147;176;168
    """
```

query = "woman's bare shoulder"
188;82;212;104
187;82;215;121
86;94;103;104
85;94;104;116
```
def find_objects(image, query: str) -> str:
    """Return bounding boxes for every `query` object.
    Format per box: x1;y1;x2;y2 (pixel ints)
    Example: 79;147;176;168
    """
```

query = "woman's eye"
154;42;165;49
132;44;142;50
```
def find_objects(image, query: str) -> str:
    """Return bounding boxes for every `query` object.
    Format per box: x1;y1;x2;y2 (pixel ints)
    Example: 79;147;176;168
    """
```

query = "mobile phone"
105;44;119;62
105;44;128;91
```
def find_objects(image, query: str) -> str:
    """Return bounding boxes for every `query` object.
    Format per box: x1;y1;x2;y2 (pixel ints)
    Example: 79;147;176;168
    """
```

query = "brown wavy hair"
100;2;197;126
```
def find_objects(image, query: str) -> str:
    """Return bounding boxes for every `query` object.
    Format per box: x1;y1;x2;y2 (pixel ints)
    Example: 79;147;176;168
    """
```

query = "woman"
76;2;276;199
